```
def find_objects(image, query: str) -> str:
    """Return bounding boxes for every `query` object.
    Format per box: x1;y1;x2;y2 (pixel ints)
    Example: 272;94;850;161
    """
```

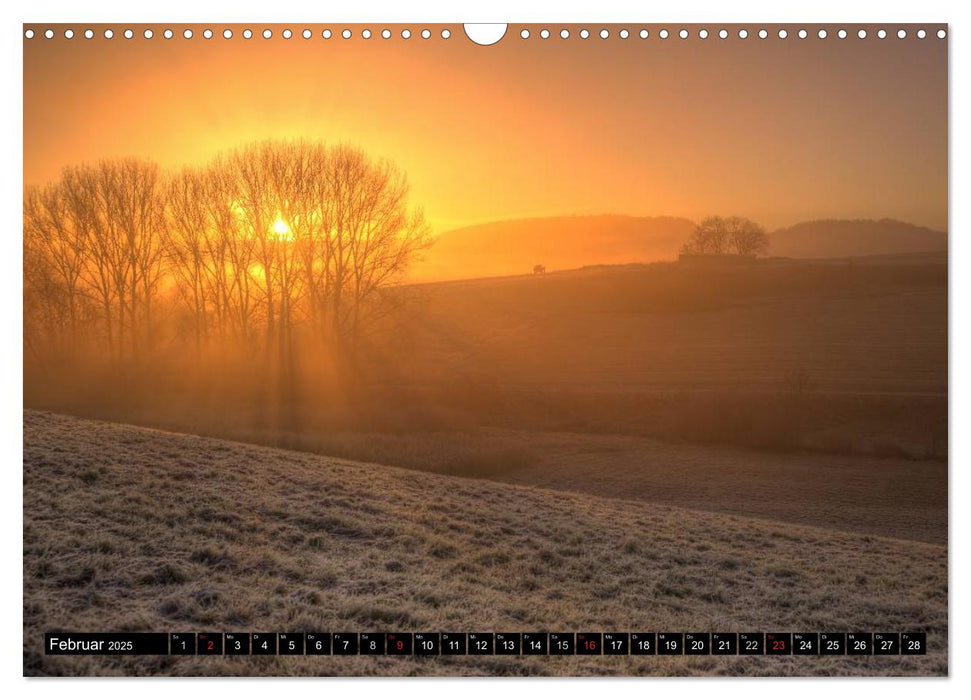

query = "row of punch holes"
24;25;948;42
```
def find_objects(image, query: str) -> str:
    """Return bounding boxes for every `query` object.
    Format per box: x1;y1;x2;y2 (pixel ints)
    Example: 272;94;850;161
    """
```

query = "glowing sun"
272;217;293;241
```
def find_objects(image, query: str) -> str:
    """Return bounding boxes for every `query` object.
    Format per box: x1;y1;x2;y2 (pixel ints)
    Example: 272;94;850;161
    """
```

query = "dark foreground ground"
24;411;947;676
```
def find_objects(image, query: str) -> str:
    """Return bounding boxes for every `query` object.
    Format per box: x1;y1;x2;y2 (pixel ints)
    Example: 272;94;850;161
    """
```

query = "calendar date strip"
46;631;927;656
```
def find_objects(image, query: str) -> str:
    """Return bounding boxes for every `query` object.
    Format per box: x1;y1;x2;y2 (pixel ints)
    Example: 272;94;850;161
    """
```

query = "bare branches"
24;140;429;370
681;215;769;257
25;159;165;361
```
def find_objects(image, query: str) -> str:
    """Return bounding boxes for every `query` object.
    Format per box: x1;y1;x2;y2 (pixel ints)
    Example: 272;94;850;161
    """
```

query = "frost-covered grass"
23;411;946;676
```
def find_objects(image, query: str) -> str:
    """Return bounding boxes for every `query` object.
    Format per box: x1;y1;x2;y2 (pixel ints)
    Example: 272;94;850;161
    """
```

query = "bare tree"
225;144;280;344
682;216;729;254
59;164;117;355
326;144;430;345
682;215;768;256
165;167;213;354
725;215;769;256
23;183;88;348
97;159;167;358
205;160;258;343
24;140;429;387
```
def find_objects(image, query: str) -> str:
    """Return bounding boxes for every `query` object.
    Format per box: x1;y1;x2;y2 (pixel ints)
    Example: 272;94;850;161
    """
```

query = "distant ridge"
412;215;695;282
769;219;947;259
410;215;947;283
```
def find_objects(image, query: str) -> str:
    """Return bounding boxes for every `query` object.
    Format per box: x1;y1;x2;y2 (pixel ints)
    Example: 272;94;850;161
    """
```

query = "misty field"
32;255;945;551
24;411;946;676
392;255;946;397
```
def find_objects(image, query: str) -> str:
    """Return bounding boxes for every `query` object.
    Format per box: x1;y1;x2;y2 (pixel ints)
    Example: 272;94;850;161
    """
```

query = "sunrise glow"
272;218;293;242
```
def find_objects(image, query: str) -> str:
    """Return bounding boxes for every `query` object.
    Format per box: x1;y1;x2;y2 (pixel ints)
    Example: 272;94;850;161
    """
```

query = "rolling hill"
411;215;695;282
769;219;947;259
411;216;946;283
24;411;946;676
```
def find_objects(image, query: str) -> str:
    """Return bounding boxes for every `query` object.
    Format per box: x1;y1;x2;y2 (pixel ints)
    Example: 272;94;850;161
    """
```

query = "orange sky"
24;24;948;233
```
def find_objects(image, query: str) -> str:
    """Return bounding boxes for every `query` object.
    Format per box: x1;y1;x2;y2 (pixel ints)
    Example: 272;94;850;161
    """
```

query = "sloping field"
390;256;947;396
411;215;694;282
24;411;946;676
393;429;946;544
177;426;944;544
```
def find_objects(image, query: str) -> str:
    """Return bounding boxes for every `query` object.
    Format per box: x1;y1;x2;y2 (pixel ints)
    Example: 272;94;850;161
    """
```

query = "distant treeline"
24;141;429;375
680;216;769;256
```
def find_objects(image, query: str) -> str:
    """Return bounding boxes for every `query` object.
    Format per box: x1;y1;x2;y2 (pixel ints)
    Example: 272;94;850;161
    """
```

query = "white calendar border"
2;0;964;697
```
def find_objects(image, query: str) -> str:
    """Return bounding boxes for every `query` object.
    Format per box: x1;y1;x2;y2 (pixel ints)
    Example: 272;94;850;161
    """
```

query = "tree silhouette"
24;140;430;380
681;215;768;257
